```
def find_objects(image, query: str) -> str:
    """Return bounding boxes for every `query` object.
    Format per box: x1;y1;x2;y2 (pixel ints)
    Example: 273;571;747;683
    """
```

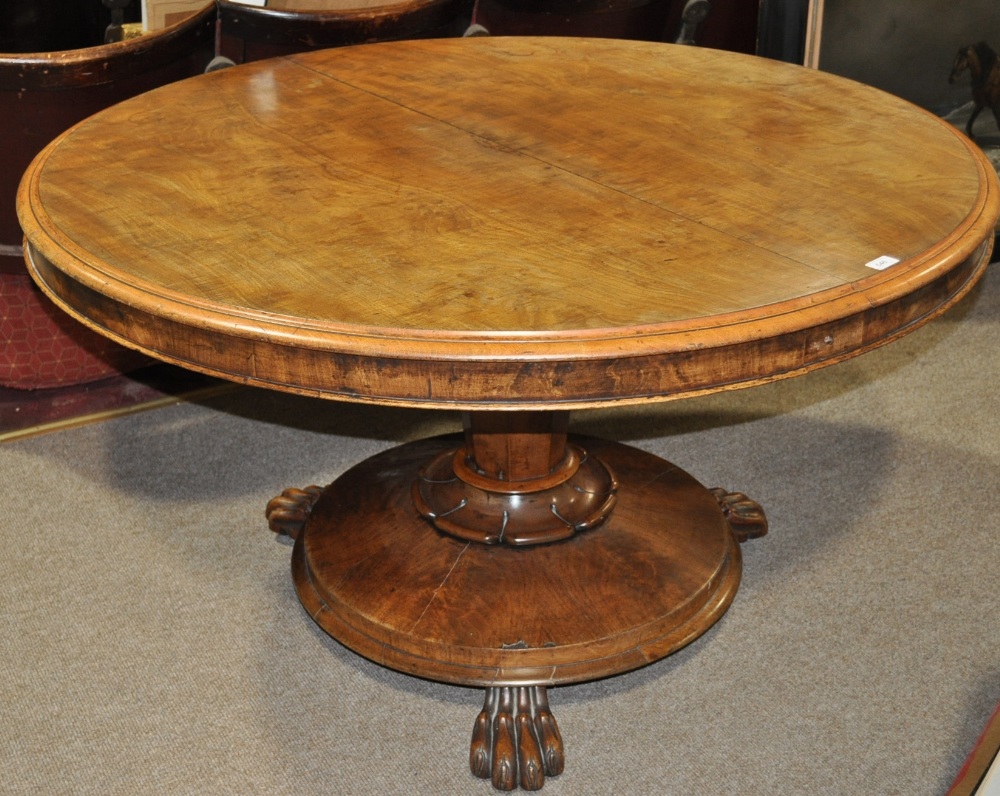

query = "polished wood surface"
16;38;999;792
19;37;998;410
1;4;214;271
292;434;741;687
216;0;472;64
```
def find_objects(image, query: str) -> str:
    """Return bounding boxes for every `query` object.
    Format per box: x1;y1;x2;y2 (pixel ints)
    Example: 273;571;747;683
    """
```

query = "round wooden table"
17;37;998;792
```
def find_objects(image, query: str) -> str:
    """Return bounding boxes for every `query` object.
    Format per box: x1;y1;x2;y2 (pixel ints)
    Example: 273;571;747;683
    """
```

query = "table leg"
265;410;765;791
470;685;563;791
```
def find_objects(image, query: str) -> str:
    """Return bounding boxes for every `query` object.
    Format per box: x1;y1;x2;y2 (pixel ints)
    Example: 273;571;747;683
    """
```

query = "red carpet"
0;363;228;439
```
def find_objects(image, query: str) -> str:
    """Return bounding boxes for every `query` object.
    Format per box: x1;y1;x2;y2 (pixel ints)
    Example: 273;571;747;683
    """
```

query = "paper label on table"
865;255;900;271
229;0;267;6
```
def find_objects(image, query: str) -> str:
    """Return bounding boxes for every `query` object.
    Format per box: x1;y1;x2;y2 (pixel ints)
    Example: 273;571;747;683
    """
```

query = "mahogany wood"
292;435;742;687
410;411;619;546
1;4;215;273
470;686;563;790
217;0;472;64
17;38;998;410
15;37;999;792
463;411;568;482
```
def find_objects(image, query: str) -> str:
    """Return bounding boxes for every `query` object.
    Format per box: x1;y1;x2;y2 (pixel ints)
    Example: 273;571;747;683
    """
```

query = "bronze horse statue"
949;41;1000;139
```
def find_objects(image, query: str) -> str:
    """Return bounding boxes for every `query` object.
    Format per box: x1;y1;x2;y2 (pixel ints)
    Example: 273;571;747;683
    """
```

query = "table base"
268;434;765;790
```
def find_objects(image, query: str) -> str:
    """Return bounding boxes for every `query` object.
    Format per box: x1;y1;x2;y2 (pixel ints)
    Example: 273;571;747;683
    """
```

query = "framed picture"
802;0;999;227
804;0;1000;124
141;0;210;31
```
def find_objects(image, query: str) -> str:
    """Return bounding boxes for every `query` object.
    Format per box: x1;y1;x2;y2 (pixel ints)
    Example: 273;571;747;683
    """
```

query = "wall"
817;0;1000;114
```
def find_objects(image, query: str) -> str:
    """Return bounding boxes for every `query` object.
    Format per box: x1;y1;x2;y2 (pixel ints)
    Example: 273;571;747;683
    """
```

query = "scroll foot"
470;686;563;791
709;487;768;542
265;485;323;540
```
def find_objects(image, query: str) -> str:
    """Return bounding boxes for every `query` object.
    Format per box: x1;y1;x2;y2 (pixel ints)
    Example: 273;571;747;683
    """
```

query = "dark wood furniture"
217;0;473;64
468;0;759;52
17;38;999;791
0;4;214;272
0;4;215;387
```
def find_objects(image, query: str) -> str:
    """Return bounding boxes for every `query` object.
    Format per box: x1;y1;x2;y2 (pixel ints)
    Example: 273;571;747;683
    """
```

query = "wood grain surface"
17;37;999;409
293;435;742;686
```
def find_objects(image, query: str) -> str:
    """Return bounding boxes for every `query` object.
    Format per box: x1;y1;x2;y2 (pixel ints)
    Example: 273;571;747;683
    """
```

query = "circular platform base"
292;435;742;687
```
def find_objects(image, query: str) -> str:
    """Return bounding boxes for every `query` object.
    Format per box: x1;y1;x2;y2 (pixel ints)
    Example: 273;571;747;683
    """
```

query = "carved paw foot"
470;686;563;791
709;487;768;542
265;485;323;540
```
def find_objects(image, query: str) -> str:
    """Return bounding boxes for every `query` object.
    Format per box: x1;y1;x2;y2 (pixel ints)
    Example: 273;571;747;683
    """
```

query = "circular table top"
17;37;999;409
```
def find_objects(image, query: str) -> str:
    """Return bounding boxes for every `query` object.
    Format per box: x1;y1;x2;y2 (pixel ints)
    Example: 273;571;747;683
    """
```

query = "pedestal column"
413;411;619;546
265;411;765;791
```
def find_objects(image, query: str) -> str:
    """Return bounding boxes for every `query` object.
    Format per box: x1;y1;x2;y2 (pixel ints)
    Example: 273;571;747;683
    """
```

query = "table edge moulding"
16;36;1000;793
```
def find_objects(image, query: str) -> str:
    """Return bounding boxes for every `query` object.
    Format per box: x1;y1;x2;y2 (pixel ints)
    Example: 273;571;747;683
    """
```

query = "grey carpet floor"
2;264;999;795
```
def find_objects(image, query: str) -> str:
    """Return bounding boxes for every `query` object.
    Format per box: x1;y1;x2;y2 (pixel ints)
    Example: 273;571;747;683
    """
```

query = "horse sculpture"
949;41;1000;139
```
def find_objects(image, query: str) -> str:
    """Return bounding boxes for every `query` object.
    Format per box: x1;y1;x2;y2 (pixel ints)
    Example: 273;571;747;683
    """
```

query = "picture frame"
804;0;1000;122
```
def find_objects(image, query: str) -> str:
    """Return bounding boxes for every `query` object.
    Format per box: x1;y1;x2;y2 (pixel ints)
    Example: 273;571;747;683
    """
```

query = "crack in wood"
408;542;470;633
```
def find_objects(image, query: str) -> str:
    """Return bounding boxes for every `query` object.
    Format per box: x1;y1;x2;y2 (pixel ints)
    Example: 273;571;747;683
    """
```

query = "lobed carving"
413;444;618;546
265;485;324;540
470;686;563;792
709;487;768;542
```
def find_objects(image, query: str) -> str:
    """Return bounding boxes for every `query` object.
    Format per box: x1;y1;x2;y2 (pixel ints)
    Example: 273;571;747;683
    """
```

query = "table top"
17;37;999;409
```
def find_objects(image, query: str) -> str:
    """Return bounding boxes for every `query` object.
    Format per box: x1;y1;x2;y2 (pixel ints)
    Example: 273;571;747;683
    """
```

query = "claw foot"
470;686;563;791
709;487;768;542
265;485;323;540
